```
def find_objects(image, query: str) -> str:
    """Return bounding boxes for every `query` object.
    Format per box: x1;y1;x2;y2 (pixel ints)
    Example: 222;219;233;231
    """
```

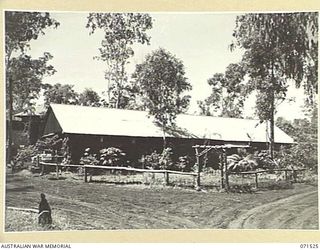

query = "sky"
27;12;307;120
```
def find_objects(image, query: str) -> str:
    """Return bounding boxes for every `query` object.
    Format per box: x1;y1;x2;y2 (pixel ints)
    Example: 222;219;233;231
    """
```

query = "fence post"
84;167;88;183
223;149;229;191
37;155;43;175
164;171;169;185
56;164;59;179
141;155;145;169
284;170;288;181
220;154;224;189
293;170;297;183
255;173;258;189
55;155;59;179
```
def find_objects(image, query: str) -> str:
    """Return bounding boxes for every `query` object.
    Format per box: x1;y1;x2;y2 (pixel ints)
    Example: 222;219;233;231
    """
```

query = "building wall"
65;134;253;169
43;110;62;136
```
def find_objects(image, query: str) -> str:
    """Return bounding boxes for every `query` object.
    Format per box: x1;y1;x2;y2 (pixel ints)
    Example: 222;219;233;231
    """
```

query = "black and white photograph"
4;10;318;232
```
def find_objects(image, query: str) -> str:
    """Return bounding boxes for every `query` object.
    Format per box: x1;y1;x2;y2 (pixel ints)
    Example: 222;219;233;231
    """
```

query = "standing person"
38;193;52;225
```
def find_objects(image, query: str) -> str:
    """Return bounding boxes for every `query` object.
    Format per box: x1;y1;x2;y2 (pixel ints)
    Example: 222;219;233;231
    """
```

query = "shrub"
99;147;126;166
144;147;173;170
80;148;99;165
275;145;317;172
227;153;259;172
159;147;173;170
255;150;278;170
176;155;192;172
13;145;38;169
79;148;99;176
144;151;161;169
12;135;66;171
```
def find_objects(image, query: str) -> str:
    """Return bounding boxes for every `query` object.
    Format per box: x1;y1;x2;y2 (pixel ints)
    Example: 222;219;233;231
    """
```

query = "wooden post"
141;155;145;169
37;155;43;175
223;149;229;191
195;148;201;188
293;170;297;183
56;164;59;179
220;154;224;189
254;173;258;189
164;171;169;185
284;170;288;181
84;167;88;183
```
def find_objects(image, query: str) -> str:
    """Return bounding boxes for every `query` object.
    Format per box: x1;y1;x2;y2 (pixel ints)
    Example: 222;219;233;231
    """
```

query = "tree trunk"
116;88;121;109
6;51;14;168
107;74;111;105
269;61;275;159
162;124;166;150
269;92;275;159
7;76;13;166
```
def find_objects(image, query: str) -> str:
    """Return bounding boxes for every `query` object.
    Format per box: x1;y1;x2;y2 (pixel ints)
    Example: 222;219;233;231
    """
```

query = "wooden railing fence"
37;155;306;190
228;168;307;189
38;160;197;186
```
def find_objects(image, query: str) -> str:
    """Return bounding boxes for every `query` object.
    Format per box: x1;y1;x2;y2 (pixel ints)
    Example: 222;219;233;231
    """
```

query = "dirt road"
228;190;318;229
5;173;319;230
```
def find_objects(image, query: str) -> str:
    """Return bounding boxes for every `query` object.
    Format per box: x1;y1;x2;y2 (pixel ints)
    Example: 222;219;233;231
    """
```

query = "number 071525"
300;244;319;249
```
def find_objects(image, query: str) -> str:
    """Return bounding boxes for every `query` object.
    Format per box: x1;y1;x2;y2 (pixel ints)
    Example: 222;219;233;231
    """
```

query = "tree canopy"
79;88;101;107
43;83;79;107
5;11;60;113
5;11;60;162
132;48;192;147
230;12;318;157
86;13;153;109
5;11;59;58
276;104;318;172
198;63;247;118
8;53;56;113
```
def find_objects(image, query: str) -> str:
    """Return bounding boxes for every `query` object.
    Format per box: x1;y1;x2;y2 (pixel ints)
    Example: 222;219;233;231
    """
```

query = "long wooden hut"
42;104;294;166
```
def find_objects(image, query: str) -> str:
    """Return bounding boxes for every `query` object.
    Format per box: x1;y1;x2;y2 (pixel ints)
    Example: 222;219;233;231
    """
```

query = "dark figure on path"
38;193;52;226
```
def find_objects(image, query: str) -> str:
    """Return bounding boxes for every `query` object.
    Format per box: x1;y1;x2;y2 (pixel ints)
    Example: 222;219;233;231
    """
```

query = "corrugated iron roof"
47;104;294;144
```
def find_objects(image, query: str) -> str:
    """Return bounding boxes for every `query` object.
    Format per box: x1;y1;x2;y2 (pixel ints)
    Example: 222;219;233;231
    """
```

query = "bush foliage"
276;107;317;172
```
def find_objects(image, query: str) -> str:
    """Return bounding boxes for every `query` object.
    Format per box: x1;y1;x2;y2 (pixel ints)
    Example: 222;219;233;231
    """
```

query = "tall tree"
198;63;247;118
79;88;101;107
8;53;56;113
5;11;59;162
231;12;318;158
132;48;192;148
86;13;153;109
43;83;79;107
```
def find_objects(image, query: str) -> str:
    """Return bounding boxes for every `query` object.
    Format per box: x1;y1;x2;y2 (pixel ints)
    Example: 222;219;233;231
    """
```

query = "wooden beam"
198;147;213;157
7;206;38;213
40;162;198;176
192;144;250;149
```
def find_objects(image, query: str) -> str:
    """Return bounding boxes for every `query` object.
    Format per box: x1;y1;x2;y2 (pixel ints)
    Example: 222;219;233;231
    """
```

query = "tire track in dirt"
46;192;198;229
98;192;199;229
228;191;318;229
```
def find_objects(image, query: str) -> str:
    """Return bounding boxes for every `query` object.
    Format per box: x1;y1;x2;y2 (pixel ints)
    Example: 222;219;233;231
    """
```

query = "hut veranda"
41;104;294;168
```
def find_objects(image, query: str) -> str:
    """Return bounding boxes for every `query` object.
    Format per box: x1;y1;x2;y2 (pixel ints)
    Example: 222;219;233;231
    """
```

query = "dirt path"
228;190;318;229
5;173;319;230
